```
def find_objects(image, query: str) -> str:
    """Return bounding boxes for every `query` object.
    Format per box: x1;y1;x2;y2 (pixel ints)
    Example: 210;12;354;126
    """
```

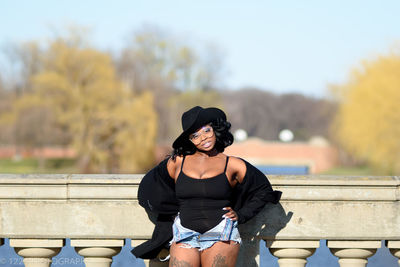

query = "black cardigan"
131;157;281;259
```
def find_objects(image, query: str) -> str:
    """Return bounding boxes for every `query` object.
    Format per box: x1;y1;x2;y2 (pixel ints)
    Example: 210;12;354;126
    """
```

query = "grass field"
0;158;78;174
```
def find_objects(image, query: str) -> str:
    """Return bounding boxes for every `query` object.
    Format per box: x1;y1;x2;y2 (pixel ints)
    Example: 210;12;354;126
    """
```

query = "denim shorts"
169;213;242;251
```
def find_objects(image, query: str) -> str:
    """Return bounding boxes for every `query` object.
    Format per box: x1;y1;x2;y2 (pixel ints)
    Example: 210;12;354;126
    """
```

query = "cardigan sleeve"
233;159;282;224
137;158;179;215
132;159;178;259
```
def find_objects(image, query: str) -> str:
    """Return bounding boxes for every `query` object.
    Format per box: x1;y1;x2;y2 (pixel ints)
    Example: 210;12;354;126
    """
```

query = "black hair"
170;118;234;160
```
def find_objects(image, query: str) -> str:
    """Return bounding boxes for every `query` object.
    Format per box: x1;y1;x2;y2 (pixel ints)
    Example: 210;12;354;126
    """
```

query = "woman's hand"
222;206;238;221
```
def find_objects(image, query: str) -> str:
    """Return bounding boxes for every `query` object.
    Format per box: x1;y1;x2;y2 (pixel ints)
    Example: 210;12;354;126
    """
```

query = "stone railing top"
0;174;399;239
0;174;143;184
0;174;398;201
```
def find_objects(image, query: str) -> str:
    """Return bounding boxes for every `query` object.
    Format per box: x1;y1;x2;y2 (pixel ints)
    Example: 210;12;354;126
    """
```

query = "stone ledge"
0;175;398;201
0;175;399;241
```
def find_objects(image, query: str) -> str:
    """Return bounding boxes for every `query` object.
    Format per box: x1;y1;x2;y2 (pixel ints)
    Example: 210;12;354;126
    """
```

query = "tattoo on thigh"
169;256;193;267
211;254;228;267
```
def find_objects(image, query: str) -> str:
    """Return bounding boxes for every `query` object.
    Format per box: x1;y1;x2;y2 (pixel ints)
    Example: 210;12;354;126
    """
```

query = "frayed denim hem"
170;239;241;252
169;214;242;251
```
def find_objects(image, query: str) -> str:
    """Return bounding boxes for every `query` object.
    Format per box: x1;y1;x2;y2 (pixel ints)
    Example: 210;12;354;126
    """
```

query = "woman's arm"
166;158;176;180
166;156;183;181
223;156;247;221
137;158;180;214
231;158;282;224
228;156;247;184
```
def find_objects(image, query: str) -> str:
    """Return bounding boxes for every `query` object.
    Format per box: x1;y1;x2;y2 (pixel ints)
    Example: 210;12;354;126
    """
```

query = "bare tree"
1;41;42;96
114;25;227;143
221;88;336;141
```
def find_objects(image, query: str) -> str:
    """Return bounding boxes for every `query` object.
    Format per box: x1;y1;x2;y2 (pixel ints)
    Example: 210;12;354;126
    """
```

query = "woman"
131;106;281;267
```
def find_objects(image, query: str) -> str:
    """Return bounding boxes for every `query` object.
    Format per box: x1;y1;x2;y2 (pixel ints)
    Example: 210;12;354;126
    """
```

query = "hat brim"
172;107;226;149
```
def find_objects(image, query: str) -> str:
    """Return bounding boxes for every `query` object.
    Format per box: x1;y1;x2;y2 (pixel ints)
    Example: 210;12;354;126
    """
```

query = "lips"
202;141;212;148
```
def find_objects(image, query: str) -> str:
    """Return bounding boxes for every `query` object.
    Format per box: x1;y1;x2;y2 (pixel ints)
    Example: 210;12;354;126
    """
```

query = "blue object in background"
256;165;309;175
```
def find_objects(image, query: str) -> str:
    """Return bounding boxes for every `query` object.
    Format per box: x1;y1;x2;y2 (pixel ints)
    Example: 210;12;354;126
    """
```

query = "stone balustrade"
0;174;399;267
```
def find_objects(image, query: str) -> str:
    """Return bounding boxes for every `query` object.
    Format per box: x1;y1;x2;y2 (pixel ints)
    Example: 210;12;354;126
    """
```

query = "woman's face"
188;124;216;151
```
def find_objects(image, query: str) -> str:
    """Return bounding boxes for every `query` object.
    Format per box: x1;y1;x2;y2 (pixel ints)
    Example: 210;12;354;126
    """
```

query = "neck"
195;147;218;157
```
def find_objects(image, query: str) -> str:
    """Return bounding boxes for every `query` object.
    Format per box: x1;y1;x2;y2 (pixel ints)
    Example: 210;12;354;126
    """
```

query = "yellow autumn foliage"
7;38;157;173
333;50;400;174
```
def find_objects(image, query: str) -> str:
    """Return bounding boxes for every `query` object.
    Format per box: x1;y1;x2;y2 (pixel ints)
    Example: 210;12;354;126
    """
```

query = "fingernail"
222;215;226;218
222;208;226;210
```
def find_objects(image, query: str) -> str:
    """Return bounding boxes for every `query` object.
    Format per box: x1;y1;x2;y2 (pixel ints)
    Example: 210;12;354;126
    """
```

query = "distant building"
0;146;76;159
225;137;338;174
0;136;337;175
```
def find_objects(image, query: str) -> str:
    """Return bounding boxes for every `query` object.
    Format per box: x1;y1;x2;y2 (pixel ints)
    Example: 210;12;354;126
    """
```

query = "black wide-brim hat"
172;106;227;149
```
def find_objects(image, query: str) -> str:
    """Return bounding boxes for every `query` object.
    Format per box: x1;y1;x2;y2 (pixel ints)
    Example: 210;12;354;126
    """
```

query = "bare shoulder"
167;156;183;180
227;156;247;183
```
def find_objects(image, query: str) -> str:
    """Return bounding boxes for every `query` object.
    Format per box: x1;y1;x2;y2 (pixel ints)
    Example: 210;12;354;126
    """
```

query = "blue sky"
1;0;400;97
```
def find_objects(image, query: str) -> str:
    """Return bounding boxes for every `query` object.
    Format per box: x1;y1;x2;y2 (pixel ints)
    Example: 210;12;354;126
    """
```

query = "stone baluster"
387;241;400;266
71;239;124;267
10;239;64;267
266;240;319;267
131;240;169;267
327;240;380;267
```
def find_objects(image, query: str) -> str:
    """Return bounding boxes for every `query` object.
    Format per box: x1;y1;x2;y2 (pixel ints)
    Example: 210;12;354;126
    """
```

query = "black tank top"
175;155;233;234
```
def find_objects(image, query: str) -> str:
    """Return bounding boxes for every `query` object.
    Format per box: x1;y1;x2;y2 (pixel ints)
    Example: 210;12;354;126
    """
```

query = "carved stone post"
387;241;400;266
328;240;380;267
71;239;124;267
266;240;319;267
10;239;64;267
131;239;169;267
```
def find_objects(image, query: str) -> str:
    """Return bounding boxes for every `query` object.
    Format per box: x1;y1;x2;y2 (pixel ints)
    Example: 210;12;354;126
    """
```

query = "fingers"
222;207;238;221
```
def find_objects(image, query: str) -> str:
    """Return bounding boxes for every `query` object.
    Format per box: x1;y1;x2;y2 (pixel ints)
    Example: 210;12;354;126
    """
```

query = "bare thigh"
169;242;201;267
200;241;240;267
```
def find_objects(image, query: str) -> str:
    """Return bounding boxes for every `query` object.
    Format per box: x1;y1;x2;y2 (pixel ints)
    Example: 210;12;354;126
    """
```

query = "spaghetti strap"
224;156;229;173
180;155;186;171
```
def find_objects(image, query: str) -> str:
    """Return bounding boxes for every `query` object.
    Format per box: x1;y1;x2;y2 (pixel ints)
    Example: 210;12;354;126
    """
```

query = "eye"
191;133;200;139
204;127;212;132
